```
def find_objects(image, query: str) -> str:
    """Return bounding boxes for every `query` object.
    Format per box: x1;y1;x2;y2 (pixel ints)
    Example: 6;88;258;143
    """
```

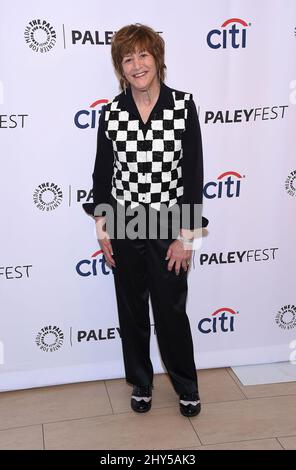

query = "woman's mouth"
133;72;147;78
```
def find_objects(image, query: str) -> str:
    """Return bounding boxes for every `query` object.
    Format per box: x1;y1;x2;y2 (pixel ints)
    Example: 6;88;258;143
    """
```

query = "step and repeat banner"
1;0;296;391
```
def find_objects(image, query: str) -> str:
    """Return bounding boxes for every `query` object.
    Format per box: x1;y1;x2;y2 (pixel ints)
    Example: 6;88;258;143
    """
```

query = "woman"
87;23;208;417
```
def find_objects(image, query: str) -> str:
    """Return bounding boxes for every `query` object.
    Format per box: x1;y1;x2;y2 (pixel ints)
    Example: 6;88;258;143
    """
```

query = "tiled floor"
0;367;296;450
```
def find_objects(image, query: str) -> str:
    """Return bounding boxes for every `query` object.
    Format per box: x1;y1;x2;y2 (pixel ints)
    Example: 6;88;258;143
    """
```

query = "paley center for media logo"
75;98;109;129
198;307;238;334
32;181;94;210
275;305;296;331
204;171;244;199
24;19;57;52
24;20;118;51
285;170;296;197
207;18;250;49
33;182;63;211
35;325;64;352
76;249;113;277
35;324;121;351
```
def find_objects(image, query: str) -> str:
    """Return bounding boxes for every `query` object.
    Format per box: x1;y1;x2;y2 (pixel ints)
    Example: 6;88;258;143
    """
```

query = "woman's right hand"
95;216;116;268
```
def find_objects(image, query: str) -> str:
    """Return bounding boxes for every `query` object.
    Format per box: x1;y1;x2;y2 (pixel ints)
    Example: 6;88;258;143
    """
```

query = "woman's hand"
165;239;193;275
95;216;116;268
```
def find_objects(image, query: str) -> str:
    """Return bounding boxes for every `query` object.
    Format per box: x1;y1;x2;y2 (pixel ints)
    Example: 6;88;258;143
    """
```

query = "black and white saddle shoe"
131;385;152;413
179;392;201;417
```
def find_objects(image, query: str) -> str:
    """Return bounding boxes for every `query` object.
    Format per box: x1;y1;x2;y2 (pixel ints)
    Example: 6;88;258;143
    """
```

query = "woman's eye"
124;58;132;63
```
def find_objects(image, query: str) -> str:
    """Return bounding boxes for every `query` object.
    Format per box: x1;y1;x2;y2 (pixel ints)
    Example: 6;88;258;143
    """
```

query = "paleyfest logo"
24;19;57;52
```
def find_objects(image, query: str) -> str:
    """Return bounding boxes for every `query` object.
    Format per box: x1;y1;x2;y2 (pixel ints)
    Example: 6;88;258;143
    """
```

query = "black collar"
117;82;175;120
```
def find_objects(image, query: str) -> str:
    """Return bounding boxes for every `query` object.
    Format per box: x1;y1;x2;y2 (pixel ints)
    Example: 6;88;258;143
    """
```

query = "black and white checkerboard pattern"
104;90;191;211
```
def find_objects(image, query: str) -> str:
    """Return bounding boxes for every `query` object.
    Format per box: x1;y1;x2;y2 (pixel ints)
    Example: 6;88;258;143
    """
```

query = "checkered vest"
104;90;192;210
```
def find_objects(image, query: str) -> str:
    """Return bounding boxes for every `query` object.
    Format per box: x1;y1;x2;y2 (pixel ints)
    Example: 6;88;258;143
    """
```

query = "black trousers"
109;197;198;395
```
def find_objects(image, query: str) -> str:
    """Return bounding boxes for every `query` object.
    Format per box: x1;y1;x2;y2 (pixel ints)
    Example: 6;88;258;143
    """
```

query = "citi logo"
207;18;250;49
198;307;238;334
74;98;109;129
204;171;244;199
76;249;112;277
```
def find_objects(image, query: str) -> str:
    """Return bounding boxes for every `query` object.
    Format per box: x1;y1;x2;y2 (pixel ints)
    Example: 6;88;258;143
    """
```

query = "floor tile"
44;407;201;450
0;425;43;450
190;395;296;445
180;438;283;450
198;368;246;403
0;381;112;430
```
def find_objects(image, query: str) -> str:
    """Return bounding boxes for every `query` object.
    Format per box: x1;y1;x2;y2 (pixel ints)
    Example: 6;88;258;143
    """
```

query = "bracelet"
177;235;194;244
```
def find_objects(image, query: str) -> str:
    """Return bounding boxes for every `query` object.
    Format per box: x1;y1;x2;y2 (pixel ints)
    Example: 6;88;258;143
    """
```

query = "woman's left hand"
166;239;192;275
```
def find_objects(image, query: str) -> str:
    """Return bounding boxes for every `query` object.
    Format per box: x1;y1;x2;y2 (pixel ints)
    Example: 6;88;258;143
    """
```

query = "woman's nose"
133;56;141;69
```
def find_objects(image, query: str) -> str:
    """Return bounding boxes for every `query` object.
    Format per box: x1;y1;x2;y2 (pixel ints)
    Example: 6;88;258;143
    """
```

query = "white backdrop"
1;0;296;392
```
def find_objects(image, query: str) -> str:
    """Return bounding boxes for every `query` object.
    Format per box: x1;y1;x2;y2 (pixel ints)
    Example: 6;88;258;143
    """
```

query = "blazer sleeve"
91;106;114;214
180;98;206;229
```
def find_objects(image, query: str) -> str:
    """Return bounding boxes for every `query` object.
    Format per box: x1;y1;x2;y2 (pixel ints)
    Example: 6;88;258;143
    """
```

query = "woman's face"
121;48;158;92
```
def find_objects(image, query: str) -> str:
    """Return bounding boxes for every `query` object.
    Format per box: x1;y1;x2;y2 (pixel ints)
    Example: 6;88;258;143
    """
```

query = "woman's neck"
131;79;161;108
